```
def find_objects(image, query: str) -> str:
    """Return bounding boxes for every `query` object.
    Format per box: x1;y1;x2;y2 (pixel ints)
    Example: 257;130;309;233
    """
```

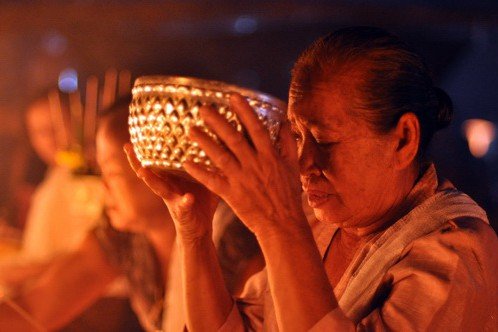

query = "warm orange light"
462;119;496;158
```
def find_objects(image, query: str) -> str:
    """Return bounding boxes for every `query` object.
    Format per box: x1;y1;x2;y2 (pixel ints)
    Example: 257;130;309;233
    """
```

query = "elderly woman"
129;27;498;331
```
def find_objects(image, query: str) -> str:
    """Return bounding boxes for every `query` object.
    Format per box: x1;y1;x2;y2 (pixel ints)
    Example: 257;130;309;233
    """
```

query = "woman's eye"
316;141;337;149
291;132;302;142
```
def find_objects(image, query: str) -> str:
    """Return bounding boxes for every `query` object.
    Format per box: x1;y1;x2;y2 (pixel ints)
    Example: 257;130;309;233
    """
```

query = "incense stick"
118;70;131;97
84;76;98;163
101;68;118;110
69;91;83;148
47;90;68;150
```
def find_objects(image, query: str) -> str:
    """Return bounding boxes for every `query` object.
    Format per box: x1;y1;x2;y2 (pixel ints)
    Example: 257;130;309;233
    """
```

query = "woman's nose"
298;138;321;177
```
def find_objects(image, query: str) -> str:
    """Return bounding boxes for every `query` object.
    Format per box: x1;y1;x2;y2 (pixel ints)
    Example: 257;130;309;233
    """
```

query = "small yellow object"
55;149;86;170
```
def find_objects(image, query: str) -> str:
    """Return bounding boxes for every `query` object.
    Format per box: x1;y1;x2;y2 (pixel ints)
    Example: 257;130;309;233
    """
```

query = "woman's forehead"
289;86;354;128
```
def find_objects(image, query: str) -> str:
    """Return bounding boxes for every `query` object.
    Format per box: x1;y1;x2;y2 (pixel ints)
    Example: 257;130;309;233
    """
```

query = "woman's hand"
126;145;234;332
184;94;306;237
124;144;219;242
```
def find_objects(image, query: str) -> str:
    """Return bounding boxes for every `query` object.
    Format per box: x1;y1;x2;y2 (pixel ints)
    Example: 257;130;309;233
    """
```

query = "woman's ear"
393;112;420;170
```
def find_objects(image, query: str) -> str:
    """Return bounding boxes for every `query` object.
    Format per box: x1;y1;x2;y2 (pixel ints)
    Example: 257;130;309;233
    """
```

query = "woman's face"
289;81;406;229
96;130;167;233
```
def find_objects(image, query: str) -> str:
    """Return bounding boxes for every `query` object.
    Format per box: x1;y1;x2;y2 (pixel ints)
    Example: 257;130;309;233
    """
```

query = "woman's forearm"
178;235;234;331
257;219;353;332
0;300;44;332
0;235;117;331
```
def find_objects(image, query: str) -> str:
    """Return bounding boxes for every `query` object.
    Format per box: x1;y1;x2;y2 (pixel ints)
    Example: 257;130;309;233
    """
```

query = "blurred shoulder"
399;217;498;284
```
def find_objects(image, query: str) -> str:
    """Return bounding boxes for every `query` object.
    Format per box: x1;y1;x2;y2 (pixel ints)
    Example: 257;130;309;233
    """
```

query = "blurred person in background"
0;98;174;331
20;91;104;262
0;97;263;331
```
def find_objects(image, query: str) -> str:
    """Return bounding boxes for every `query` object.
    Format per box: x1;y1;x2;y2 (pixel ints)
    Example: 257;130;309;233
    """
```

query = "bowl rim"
133;75;287;111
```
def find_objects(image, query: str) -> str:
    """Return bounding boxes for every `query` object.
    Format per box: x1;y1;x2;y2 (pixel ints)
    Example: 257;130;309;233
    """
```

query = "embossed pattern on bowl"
129;76;286;173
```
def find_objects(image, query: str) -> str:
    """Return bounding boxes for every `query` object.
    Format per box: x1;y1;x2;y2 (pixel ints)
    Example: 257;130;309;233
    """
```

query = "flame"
462;119;496;158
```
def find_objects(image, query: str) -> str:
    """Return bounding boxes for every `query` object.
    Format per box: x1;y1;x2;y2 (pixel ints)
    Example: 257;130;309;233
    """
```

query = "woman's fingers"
189;126;240;172
183;161;229;198
228;94;274;156
138;168;181;201
123;143;182;201
278;121;299;166
199;106;254;163
123;143;142;173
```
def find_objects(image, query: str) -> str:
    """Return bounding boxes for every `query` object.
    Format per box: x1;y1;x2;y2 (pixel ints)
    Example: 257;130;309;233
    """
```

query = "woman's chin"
110;222;132;232
313;206;349;226
314;209;337;225
109;215;139;233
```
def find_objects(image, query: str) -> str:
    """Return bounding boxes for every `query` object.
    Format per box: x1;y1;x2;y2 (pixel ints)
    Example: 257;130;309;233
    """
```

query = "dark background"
0;0;497;229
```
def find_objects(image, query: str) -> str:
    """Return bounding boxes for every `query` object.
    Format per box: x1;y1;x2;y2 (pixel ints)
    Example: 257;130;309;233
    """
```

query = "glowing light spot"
58;68;78;93
462;119;496;158
233;16;258;35
42;31;67;56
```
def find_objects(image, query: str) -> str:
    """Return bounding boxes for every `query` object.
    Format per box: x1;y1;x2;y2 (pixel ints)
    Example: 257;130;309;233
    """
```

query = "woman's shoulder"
399;179;496;269
398;217;498;286
410;217;497;254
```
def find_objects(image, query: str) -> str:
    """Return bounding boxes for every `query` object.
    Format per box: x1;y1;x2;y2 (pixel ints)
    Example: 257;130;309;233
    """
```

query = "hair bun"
433;87;453;130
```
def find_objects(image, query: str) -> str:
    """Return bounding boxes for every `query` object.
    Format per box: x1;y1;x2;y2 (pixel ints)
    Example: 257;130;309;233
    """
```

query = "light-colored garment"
22;167;104;262
221;165;498;331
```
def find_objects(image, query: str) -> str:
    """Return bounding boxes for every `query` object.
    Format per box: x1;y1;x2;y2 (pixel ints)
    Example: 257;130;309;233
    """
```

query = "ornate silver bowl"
129;76;286;175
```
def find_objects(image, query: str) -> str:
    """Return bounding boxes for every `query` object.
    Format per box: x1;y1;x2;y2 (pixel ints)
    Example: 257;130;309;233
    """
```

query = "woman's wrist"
176;231;213;249
253;212;313;249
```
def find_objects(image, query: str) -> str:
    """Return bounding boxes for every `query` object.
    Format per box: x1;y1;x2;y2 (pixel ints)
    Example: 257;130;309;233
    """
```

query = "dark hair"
291;26;453;155
98;94;132;145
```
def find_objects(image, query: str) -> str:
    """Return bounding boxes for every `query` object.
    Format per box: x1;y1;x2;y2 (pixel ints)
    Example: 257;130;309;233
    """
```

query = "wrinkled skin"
289;82;414;233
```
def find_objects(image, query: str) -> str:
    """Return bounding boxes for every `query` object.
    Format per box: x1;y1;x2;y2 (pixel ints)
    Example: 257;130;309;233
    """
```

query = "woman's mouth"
305;190;332;207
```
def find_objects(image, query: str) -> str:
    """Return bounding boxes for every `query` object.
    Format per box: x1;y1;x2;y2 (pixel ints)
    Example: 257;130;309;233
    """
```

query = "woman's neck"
344;168;420;239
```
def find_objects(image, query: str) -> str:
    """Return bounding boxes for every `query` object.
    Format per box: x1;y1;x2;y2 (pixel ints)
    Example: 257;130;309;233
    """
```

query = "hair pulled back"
291;26;453;154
